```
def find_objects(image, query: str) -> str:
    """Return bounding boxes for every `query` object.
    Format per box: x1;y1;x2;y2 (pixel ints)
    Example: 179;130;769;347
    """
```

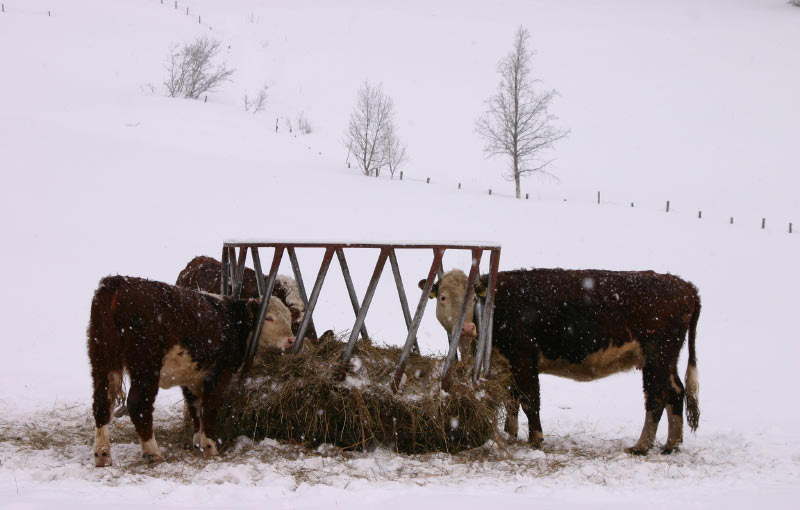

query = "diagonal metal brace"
392;248;445;392
337;248;390;380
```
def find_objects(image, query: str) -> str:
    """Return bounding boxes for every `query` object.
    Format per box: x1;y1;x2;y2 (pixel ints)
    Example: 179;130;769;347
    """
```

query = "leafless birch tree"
476;27;569;198
345;81;395;177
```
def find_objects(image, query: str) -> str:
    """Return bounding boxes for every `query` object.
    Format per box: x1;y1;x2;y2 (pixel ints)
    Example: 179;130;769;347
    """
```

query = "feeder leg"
220;245;230;295
287;247;318;339
291;247;334;353
231;247;249;299
251;247;265;297
471;297;486;382
441;249;483;392
226;246;237;292
243;246;284;373
336;248;370;341
482;249;500;375
392;248;445;392
338;248;390;378
389;248;418;353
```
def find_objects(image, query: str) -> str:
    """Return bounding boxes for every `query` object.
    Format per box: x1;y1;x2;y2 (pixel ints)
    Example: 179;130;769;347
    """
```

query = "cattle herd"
87;255;701;466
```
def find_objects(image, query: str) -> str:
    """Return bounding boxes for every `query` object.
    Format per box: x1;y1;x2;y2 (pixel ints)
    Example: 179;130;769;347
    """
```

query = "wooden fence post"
597;191;600;204
488;189;492;196
630;202;634;208
730;217;734;224
698;211;702;219
790;223;793;234
399;171;403;181
426;177;430;184
666;201;670;212
525;193;529;200
458;183;461;190
762;218;766;229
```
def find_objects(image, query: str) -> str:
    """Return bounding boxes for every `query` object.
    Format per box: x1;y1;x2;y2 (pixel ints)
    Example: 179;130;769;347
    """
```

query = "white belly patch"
159;345;207;391
538;341;644;381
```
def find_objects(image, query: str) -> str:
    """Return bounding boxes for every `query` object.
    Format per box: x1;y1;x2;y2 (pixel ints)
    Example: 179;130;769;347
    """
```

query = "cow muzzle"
461;321;477;338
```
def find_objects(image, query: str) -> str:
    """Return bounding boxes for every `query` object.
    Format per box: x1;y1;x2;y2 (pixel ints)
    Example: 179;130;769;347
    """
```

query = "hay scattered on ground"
212;332;514;454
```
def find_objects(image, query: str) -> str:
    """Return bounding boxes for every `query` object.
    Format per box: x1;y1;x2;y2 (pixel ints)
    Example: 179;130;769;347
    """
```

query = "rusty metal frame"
221;240;501;391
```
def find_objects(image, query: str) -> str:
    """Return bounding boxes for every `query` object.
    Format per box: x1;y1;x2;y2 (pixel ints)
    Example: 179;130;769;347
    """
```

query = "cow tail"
685;284;701;432
88;277;126;423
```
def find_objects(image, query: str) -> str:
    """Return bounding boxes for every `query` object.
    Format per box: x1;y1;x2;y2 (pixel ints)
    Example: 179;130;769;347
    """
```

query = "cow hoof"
94;451;112;467
662;446;680;455
142;452;163;464
625;446;649;456
528;439;543;449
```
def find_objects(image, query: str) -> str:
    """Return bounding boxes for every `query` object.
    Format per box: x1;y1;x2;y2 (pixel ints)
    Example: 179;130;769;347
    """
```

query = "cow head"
419;269;484;340
246;297;295;352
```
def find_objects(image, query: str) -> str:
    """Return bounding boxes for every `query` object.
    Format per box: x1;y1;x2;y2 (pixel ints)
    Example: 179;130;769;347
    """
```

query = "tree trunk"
514;157;521;199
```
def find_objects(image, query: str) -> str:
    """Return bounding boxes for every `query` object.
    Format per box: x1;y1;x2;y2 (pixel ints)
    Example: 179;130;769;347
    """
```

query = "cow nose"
285;336;295;349
462;322;477;338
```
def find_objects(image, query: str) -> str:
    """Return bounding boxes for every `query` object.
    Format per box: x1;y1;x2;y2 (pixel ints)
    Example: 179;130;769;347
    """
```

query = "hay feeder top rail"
220;240;501;392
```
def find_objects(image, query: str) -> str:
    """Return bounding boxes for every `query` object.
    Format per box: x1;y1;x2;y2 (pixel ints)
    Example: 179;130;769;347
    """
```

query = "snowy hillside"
1;0;799;508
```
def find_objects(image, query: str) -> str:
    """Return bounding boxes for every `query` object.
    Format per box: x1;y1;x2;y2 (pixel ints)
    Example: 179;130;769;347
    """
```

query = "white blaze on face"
258;297;294;351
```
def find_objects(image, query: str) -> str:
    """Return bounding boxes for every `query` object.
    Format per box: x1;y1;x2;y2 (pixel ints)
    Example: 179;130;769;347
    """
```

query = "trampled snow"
0;0;798;508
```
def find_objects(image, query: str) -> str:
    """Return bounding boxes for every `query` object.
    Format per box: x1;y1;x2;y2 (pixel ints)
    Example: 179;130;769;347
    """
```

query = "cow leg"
182;386;207;449
127;377;162;463
91;371;117;467
628;361;669;455
663;365;685;454
516;373;543;447
504;395;520;439
195;373;233;458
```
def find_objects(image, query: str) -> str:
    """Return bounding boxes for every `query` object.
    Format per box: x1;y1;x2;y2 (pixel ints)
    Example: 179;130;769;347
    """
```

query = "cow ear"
474;281;487;298
245;298;262;319
418;279;439;299
289;306;302;323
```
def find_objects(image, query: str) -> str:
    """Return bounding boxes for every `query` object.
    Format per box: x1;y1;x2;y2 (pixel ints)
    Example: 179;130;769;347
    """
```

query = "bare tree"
345;81;395;177
476;26;569;198
165;37;234;99
384;123;408;179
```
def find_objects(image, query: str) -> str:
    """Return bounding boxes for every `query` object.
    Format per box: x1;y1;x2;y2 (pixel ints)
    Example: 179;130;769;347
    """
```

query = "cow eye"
440;296;447;302
265;316;274;322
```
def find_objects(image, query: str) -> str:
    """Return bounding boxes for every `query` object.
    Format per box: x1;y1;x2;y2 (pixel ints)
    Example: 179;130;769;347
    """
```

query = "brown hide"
176;256;310;336
87;275;290;467
428;268;701;454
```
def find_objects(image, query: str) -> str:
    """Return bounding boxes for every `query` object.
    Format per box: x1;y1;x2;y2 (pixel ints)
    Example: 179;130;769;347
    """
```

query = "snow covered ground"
1;0;798;508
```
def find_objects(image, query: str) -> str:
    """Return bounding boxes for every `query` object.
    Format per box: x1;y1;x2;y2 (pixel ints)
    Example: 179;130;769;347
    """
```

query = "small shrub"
165;36;234;99
244;84;269;114
297;112;312;134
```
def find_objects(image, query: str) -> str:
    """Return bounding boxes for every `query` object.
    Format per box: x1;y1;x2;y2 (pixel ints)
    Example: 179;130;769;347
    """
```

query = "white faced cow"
423;268;701;454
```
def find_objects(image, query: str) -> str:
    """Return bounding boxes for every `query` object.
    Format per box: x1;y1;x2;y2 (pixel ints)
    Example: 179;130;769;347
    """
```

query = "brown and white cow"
87;275;294;467
176;256;310;337
422;268;701;454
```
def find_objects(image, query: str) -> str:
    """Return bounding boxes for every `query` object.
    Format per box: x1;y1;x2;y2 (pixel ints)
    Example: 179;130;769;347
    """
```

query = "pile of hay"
210;333;514;454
